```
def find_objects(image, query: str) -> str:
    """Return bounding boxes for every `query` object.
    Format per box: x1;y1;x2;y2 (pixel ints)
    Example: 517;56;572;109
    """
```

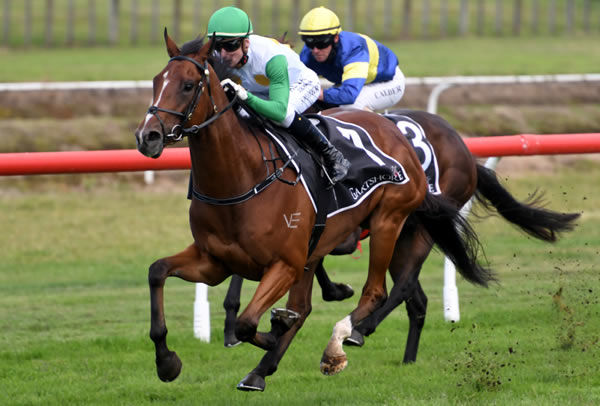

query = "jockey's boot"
288;112;350;183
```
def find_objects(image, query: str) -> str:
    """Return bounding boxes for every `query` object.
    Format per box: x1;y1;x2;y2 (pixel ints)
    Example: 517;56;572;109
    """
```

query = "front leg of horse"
317;228;362;302
223;275;243;347
238;314;305;391
315;258;354;302
149;258;183;382
403;281;428;363
234;261;298;350
238;268;315;391
148;244;227;382
250;307;300;350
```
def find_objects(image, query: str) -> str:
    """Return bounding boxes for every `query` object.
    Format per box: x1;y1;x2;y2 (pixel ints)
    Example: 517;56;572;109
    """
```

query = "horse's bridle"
146;55;236;144
147;55;299;206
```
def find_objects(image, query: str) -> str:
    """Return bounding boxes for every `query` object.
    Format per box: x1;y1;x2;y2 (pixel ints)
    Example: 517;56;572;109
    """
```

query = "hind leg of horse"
316;228;361;302
315;258;354;302
149;243;228;382
320;214;410;376
234;261;300;351
349;225;432;345
237;266;316;391
223;275;243;347
403;280;427;363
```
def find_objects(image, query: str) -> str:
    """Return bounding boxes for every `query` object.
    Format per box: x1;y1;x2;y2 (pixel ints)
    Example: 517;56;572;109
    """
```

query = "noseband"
146;55;236;144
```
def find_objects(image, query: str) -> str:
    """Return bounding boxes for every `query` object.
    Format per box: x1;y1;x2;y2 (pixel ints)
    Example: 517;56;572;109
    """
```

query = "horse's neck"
189;111;266;197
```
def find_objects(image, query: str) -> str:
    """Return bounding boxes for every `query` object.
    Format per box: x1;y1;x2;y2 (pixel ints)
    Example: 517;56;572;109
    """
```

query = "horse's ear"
205;31;217;55
208;35;216;55
164;27;180;57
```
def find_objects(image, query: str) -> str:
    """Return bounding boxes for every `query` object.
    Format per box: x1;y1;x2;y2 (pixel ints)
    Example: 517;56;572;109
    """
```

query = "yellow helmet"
298;7;341;36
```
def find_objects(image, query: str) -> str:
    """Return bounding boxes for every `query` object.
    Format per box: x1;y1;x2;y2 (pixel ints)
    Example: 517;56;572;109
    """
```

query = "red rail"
0;147;190;176
464;133;600;156
1;134;599;176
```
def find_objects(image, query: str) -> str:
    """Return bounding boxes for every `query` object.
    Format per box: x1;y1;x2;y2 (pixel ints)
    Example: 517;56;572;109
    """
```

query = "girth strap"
307;211;327;259
191;158;297;205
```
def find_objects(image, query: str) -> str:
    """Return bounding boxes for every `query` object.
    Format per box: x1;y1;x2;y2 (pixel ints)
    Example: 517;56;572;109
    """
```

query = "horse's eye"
183;82;195;92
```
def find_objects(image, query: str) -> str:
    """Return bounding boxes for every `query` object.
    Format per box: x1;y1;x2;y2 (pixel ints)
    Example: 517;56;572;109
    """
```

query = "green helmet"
207;7;253;38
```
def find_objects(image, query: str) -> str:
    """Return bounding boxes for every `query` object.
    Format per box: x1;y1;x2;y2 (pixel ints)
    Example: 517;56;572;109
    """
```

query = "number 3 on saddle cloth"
349;114;442;243
383;114;441;196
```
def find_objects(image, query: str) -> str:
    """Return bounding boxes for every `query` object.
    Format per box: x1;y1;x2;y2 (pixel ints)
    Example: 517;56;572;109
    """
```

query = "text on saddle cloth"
281;114;410;218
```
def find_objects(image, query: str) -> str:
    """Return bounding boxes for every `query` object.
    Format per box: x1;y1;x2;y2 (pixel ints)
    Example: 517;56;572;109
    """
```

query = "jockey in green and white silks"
208;6;350;183
225;35;319;127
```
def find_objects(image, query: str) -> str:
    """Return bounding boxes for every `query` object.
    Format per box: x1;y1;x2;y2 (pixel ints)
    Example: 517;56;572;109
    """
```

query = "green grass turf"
1;36;599;82
0;164;598;405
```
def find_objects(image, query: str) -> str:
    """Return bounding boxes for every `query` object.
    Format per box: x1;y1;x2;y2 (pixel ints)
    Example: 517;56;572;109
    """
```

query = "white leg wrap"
328;315;352;356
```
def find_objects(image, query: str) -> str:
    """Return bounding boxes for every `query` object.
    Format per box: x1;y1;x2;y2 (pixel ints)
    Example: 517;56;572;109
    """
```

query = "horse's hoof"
320;354;348;376
237;373;266;391
343;329;365;347
156;351;182;382
224;333;242;348
271;307;300;329
322;283;354;302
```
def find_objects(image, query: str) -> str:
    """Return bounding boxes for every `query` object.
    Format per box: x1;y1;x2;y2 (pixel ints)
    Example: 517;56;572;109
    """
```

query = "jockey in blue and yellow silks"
299;7;406;111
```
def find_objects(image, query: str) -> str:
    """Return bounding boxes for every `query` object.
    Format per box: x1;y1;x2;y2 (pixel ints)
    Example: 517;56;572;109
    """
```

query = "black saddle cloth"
267;113;410;219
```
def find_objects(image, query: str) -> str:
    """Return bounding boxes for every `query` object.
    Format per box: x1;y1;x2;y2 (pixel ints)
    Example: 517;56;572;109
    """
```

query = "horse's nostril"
148;131;162;142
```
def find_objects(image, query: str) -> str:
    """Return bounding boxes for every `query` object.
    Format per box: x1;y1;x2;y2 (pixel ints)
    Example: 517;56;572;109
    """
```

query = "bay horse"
134;31;493;391
222;108;581;359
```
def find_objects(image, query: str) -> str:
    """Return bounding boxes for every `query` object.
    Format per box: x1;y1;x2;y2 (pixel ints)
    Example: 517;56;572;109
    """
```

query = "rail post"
193;283;210;342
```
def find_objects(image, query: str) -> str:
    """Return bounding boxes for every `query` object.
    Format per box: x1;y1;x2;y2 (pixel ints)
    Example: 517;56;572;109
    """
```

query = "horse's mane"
179;35;234;81
208;55;235;81
180;35;205;55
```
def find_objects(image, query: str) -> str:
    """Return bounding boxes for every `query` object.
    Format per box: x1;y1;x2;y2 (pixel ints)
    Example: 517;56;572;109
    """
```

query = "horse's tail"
474;164;580;242
415;192;495;287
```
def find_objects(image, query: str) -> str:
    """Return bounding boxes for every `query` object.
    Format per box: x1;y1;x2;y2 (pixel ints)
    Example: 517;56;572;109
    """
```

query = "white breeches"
279;68;321;128
340;66;406;112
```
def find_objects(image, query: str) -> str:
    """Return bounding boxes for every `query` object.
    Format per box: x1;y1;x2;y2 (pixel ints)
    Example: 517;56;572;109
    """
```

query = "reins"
191;97;301;205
